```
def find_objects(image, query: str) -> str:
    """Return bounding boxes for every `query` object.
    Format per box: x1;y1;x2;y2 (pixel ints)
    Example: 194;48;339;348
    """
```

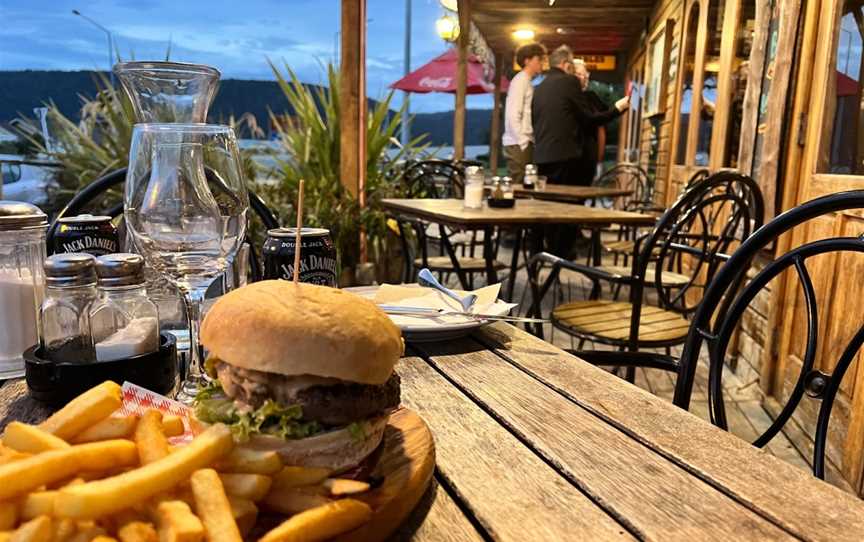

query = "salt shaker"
91;253;160;361
524;164;538;190
0;201;48;377
40;253;98;363
463;165;485;209
501;176;515;199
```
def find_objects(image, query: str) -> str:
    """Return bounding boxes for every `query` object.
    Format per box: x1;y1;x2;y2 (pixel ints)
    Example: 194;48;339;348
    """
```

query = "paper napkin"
374;283;517;327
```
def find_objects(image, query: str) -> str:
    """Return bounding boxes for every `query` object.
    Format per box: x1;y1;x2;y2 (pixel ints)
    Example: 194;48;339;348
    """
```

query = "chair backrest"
400;160;466;199
594;163;651;210
625;172;764;348
672;190;864;479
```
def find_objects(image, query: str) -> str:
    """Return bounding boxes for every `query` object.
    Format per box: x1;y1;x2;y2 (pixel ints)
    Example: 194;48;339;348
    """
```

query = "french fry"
134;411;169;465
154;501;203;542
53;518;77;542
218;474;272;502
0;449;31;466
262;486;330;516
117;521;157;542
72;416;139;444
190;469;242;542
2;422;71;453
20;491;56;520
258;499;372;542
68;521;107;542
217;447;282;475
0;440;137;500
322;479;371;496
91;536;118;542
10;515;52;542
226;498;257;538
271;467;330;489
161;417;184;438
0;502;17;530
0;532;9;542
39;381;123;440
55;424;233;519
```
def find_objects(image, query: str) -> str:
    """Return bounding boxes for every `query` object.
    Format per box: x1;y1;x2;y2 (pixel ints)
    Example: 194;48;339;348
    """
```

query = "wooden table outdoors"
1;324;863;540
512;184;633;204
382;198;656;300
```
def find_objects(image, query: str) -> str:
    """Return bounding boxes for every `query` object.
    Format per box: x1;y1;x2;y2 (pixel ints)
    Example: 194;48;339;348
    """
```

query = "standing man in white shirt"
503;42;547;184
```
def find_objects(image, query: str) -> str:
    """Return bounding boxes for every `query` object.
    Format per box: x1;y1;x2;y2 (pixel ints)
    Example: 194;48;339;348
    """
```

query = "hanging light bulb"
512;28;536;42
436;13;460;42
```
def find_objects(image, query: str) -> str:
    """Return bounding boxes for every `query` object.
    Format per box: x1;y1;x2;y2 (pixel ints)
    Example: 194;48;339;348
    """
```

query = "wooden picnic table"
382;198;656;300
512;184;633;204
3;323;862;541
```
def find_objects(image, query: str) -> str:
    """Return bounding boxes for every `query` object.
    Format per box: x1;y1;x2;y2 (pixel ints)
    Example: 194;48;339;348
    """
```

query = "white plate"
348;286;513;343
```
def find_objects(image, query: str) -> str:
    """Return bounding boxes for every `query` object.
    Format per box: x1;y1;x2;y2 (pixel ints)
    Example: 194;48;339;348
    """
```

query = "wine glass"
124;123;248;403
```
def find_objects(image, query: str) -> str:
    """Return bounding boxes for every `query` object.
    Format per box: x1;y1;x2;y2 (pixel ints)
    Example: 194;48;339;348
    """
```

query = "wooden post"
340;0;366;199
453;0;471;161
489;51;504;173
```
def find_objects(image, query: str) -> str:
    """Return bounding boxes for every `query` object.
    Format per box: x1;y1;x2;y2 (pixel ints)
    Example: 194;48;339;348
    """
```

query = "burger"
196;280;403;471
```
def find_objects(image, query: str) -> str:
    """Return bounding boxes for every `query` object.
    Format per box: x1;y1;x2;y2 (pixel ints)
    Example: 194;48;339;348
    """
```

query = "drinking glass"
124;123;248;403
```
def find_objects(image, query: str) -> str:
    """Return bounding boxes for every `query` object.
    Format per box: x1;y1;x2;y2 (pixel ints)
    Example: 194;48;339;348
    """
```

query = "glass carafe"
114;61;223;393
114;61;220;124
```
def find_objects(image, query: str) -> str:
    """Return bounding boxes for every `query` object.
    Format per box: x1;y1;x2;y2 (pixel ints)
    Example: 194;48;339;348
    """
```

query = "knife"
378;305;548;324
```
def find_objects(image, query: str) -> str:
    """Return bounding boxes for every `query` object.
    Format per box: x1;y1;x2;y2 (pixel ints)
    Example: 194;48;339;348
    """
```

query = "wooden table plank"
475;323;864;541
398;355;634;541
381;199;655;227
411;340;794;541
389;477;486;542
0;379;51;429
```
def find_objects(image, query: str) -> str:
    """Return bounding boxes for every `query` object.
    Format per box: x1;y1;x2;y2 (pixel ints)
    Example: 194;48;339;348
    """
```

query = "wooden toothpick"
293;179;305;284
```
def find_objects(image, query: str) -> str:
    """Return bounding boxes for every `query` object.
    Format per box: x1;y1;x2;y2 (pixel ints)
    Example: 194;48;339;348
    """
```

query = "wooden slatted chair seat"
552;300;690;344
415;256;506;272
597;265;691;287
603;239;662;257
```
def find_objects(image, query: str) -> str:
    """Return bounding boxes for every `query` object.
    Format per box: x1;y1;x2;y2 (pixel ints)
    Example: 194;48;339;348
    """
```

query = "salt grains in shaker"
0;201;48;377
91;253;159;361
40;253;98;363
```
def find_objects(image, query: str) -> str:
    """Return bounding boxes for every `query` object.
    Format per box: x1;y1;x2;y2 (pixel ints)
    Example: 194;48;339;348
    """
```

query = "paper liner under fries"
118;382;195;444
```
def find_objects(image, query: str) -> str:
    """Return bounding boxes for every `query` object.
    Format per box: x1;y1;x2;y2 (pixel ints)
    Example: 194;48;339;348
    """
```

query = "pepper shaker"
40;253;98;363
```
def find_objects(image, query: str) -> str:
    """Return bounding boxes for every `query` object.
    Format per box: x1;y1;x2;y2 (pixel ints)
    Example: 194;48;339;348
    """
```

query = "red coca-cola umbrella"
390;48;509;94
837;71;858;97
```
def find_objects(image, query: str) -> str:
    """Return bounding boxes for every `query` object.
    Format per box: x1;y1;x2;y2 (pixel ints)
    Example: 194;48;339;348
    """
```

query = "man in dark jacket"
532;45;630;186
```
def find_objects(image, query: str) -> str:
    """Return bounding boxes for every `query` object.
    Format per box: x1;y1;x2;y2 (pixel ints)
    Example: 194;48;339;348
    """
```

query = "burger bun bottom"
241;413;389;472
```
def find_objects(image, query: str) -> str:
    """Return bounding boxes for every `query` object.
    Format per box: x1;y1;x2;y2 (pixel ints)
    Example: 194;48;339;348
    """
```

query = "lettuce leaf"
194;382;322;442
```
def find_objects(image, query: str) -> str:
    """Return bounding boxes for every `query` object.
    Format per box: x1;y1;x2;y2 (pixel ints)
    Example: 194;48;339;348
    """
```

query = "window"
721;0;756;168
695;0;726;166
676;3;701;164
820;0;864;174
624;63;645;162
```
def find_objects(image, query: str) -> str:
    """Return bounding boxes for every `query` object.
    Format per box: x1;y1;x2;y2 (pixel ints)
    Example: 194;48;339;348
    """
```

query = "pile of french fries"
0;382;376;542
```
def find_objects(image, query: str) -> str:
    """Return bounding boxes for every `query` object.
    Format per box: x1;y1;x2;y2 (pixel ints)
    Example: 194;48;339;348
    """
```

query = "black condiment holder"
24;332;177;406
487;197;516;209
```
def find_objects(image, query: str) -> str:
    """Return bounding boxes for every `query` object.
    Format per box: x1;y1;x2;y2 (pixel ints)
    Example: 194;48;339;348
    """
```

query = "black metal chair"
667;190;864;478
526;171;764;379
393;160;504;286
593;163;653;211
47;167;280;281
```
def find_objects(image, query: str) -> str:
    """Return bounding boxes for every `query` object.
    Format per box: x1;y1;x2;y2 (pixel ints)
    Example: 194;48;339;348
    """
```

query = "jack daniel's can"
263;228;338;287
53;214;119;257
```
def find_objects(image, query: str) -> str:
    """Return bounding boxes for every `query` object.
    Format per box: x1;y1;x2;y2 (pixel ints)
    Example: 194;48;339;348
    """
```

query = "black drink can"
263;227;338;287
53;214;119;256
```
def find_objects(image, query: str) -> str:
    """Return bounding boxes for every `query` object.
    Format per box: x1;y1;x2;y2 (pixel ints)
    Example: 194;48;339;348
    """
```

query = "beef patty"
215;362;401;426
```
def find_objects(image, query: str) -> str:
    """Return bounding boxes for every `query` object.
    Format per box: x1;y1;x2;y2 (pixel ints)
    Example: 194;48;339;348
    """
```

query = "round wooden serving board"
334;407;436;541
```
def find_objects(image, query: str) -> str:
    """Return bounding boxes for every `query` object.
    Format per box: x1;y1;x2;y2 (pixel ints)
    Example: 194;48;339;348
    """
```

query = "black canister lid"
0;200;48;231
267;227;330;238
57;214;113;224
95;253;145;287
44;253;97;286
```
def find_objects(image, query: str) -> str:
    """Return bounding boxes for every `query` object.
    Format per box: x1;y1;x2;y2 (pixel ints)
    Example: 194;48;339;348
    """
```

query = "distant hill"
0;70;495;145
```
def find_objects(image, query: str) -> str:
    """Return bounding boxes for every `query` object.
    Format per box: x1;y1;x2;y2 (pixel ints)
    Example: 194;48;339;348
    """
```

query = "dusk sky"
1;0;494;112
